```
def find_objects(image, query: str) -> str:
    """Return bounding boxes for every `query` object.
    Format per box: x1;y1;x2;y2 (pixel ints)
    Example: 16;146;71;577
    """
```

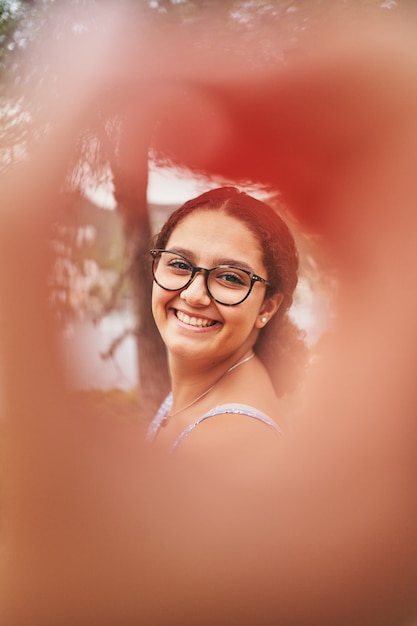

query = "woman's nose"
179;272;212;306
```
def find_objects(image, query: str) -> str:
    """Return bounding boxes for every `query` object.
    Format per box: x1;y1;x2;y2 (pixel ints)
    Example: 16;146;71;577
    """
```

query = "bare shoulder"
175;409;283;480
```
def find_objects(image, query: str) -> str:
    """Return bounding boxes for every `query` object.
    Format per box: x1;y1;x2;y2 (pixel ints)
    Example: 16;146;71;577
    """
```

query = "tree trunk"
126;204;169;422
112;115;169;423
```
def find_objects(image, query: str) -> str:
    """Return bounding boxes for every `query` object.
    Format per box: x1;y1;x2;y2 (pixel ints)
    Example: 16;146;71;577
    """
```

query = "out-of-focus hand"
1;5;417;625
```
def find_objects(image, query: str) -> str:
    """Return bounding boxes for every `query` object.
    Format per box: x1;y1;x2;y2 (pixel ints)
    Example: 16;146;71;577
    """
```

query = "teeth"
176;310;215;328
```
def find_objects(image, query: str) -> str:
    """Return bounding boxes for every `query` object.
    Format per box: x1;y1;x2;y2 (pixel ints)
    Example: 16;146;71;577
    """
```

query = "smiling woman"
146;186;307;455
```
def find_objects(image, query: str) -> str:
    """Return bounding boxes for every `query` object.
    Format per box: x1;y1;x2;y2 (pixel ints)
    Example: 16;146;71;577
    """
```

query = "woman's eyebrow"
167;247;256;272
167;246;195;260
214;258;255;272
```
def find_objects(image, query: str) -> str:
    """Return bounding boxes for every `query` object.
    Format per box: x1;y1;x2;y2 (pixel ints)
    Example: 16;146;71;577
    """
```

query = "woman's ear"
255;293;284;329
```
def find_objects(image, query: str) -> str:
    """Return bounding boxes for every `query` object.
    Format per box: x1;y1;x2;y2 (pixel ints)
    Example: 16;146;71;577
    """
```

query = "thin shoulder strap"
145;392;173;443
172;403;282;450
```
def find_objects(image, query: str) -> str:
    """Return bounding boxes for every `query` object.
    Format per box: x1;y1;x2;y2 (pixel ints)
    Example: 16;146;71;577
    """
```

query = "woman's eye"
168;259;192;272
217;271;246;286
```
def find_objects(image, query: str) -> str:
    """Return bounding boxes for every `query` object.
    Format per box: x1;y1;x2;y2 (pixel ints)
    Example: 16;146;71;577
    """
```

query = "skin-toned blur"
1;3;417;625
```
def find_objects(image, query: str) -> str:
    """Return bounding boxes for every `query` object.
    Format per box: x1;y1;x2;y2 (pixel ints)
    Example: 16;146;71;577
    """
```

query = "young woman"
146;187;306;455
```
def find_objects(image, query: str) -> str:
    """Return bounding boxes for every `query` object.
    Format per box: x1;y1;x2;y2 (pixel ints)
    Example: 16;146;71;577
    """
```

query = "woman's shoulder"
172;401;285;481
173;401;283;451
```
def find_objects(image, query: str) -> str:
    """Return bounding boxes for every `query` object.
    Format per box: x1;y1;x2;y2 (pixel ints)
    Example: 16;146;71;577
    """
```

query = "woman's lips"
175;309;217;328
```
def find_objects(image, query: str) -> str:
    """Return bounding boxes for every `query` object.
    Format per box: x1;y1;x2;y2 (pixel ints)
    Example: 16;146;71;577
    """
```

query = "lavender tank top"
146;392;282;450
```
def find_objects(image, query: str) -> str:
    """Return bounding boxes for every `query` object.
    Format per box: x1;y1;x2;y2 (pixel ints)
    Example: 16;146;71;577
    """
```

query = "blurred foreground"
1;4;417;625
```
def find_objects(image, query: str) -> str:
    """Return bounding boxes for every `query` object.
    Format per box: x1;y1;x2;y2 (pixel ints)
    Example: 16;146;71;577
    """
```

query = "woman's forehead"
166;209;265;268
169;208;257;240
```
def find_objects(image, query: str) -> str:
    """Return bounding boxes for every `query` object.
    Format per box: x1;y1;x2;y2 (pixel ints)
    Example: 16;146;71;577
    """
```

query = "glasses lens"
208;266;252;305
153;251;193;291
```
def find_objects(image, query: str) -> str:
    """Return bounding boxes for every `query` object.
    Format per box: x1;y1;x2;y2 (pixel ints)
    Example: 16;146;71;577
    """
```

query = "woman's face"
151;209;280;367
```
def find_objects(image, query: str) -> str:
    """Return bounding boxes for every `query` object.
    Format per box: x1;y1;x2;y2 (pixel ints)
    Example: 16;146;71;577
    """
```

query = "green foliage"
0;0;21;71
0;0;20;35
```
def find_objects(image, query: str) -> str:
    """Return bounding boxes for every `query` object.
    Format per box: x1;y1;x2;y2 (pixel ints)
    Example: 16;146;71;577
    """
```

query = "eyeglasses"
150;249;269;306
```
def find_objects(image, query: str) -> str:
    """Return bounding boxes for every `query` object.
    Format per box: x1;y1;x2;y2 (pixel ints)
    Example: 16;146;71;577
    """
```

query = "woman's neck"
168;348;255;416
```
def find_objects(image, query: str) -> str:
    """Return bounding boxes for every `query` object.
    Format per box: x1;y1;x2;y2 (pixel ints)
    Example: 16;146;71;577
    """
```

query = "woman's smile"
174;308;219;329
